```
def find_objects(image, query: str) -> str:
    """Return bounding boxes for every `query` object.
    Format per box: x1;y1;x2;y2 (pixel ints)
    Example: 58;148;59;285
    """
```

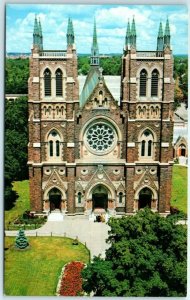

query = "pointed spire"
157;21;164;52
70;19;75;44
164;17;170;36
38;18;43;50
67;17;75;47
158;21;163;38
91;18;99;66
130;16;136;48
92;18;98;50
33;14;39;47
164;17;171;48
125;19;131;47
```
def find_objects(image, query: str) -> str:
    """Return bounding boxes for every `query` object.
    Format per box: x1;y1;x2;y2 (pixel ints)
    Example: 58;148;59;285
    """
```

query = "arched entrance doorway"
179;144;186;157
92;185;108;211
49;188;62;212
138;187;152;209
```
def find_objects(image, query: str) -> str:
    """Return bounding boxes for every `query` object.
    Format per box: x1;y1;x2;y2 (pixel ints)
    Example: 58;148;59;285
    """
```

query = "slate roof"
79;74;121;107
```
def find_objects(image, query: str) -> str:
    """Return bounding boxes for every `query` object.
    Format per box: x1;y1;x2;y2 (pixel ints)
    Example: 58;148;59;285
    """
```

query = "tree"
5;96;28;210
15;229;29;249
5;58;29;94
82;209;187;297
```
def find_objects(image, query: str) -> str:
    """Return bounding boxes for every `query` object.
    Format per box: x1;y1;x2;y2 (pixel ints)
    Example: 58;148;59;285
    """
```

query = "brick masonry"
28;42;174;215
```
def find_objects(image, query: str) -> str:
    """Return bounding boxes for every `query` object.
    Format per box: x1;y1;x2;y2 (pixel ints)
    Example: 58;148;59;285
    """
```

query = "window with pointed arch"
151;69;159;97
139;69;148;97
56;68;63;96
119;192;123;204
44;68;51;96
47;130;61;160
140;129;154;159
77;192;82;204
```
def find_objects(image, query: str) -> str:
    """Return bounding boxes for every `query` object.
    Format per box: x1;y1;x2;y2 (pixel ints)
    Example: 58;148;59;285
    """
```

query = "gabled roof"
79;74;120;107
79;67;100;108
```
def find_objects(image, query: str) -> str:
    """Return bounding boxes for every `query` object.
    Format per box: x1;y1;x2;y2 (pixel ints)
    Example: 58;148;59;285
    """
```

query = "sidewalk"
5;216;110;259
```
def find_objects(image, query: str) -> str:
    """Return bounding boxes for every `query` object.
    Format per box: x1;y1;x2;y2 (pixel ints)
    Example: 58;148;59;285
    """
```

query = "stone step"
48;212;64;221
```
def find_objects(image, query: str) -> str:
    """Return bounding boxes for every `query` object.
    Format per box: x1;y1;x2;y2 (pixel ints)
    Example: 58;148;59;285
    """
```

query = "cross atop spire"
91;18;99;66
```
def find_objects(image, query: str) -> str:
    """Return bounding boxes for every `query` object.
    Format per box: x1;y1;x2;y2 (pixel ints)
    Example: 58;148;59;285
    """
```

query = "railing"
136;51;164;58
40;50;67;58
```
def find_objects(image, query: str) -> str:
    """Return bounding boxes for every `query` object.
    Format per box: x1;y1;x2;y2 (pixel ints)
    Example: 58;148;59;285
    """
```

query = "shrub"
15;229;29;250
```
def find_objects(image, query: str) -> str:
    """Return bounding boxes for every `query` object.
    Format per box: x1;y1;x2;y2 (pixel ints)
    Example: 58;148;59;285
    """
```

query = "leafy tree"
15;229;29;249
82;209;187;297
5;58;29;94
5;96;28;210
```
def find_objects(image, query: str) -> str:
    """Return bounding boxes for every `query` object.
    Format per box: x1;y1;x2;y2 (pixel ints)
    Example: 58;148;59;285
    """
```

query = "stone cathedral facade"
28;16;174;216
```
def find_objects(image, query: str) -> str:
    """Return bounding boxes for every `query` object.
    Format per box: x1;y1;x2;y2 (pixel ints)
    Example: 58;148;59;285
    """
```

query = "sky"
6;4;188;54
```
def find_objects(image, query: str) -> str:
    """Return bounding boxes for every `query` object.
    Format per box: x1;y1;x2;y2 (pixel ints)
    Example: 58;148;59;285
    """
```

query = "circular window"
86;123;116;154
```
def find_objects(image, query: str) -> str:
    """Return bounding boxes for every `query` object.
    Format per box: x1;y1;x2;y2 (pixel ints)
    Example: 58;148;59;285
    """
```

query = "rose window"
86;123;116;153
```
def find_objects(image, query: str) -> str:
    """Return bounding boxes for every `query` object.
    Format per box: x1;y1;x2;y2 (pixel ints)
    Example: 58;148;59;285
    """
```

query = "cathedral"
28;16;174;217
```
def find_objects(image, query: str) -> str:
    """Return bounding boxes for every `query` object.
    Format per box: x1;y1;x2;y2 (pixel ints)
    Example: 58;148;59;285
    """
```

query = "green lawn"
5;180;30;229
4;237;90;296
171;165;187;214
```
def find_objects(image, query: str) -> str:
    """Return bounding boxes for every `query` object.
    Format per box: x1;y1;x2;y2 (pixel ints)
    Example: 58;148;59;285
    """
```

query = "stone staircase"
48;209;64;221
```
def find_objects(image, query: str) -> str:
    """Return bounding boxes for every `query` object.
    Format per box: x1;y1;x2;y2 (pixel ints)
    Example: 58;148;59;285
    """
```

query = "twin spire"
125;16;136;48
157;17;171;51
33;15;171;54
33;15;43;50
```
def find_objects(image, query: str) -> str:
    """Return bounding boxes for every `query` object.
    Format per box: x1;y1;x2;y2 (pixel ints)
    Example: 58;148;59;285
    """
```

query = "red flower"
59;261;85;296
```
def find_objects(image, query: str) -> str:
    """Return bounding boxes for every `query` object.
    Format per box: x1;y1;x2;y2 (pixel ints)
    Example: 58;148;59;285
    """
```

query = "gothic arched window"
140;130;154;158
78;192;82;204
151;69;159;97
49;140;53;156
139;69;147;97
56;141;60;156
56;69;63;96
119;192;123;203
44;68;51;96
47;130;61;160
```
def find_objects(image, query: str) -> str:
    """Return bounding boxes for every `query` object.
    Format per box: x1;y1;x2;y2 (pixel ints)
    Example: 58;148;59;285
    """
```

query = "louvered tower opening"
56;69;63;96
140;69;147;97
44;69;51;96
151;69;159;97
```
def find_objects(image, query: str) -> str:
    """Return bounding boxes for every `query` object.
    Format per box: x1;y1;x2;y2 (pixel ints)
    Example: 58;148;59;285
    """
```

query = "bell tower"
121;17;174;213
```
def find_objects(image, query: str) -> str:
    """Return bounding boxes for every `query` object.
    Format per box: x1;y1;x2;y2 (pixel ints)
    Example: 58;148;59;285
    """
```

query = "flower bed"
58;261;85;296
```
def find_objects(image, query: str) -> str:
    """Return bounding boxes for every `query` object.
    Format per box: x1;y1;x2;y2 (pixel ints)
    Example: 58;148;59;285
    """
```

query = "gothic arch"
45;128;63;161
45;127;63;141
43;185;66;201
138;126;157;142
134;185;157;200
86;181;115;200
138;127;157;160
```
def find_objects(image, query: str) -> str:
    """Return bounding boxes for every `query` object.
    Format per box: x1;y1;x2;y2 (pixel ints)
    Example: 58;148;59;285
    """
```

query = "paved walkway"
5;216;110;259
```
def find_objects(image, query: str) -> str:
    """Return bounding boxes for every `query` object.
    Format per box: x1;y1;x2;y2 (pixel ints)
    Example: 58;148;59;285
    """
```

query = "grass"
4;236;90;296
5;180;30;229
171;165;187;214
